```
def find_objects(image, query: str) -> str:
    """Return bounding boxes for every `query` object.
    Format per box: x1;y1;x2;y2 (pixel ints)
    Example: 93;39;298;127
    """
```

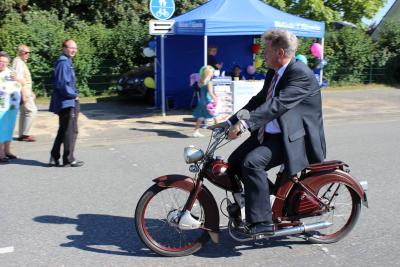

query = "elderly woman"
0;51;21;163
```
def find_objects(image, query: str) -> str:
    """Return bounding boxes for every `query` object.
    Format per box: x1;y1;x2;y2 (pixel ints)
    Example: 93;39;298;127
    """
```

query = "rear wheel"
302;181;361;244
135;184;209;256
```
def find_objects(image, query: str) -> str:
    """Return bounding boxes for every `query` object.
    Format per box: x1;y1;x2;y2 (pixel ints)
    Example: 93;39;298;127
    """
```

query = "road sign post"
149;0;175;116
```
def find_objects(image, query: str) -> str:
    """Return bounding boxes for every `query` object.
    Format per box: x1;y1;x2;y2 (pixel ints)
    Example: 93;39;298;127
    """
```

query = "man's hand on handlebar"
208;121;229;130
228;122;242;140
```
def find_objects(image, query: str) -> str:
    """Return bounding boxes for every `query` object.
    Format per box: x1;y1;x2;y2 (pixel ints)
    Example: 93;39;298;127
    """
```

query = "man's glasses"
22;51;30;55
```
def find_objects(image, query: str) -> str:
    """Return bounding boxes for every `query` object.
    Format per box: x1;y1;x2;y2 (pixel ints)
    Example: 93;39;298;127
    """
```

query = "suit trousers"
19;95;37;137
51;102;79;164
228;132;284;224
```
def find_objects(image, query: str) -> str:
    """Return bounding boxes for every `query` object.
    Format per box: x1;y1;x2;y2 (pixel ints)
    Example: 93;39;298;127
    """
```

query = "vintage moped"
135;119;368;257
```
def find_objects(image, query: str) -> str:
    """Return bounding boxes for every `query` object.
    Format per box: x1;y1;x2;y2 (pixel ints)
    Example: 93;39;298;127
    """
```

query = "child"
192;65;218;137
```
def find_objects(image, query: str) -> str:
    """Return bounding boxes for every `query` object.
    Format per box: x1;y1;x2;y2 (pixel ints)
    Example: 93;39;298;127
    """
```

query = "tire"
302;181;361;244
135;184;210;256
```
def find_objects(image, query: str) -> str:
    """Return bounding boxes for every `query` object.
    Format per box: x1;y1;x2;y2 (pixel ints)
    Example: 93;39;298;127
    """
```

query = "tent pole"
204;35;208;66
153;37;157;108
320;38;324;86
161;34;166;116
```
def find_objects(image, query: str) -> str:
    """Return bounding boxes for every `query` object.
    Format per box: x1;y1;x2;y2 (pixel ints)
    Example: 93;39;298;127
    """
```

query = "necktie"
257;73;279;143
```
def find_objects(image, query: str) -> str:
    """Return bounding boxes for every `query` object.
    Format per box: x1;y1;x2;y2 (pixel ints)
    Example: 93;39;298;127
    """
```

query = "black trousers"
51;102;79;164
228;133;284;224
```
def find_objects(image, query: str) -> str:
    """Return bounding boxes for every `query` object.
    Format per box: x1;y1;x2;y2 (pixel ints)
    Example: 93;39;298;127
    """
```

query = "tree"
323;28;375;84
374;20;400;83
263;0;385;26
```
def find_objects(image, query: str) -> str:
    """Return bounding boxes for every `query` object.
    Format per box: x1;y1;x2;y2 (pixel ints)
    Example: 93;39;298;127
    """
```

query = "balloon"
247;65;256;75
148;41;156;49
251;44;260;54
310;43;323;58
143;47;155;57
295;54;308;65
254;58;263;68
190;73;200;86
144;77;155;89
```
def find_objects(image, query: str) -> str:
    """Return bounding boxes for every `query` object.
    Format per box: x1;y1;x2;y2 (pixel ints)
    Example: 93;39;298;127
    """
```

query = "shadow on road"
33;214;309;258
78;100;191;121
33;214;159;257
7;158;49;167
130;128;190;138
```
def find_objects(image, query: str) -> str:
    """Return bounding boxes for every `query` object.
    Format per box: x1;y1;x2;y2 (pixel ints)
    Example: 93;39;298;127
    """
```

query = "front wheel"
135;184;210;256
302;181;361;244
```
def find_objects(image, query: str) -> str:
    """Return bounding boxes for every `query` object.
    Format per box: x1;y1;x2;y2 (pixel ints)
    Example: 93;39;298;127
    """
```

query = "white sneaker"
192;130;204;137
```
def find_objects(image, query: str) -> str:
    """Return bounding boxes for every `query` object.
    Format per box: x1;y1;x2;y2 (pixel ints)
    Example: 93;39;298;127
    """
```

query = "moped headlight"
183;146;204;164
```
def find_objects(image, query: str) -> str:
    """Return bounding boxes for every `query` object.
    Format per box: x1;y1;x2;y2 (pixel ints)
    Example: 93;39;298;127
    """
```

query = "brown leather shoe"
19;135;36;142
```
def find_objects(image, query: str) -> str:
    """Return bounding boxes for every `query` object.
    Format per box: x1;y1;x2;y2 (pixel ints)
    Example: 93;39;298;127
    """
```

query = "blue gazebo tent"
155;0;325;111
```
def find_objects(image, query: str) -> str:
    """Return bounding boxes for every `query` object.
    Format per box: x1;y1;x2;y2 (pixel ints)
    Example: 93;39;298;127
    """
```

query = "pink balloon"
247;65;256;75
310;43;323;58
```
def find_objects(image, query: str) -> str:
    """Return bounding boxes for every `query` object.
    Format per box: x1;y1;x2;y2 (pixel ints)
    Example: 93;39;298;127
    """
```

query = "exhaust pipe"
271;221;332;238
230;221;333;242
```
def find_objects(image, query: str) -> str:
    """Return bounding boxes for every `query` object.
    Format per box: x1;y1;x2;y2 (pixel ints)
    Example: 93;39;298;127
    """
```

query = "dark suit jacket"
229;59;326;176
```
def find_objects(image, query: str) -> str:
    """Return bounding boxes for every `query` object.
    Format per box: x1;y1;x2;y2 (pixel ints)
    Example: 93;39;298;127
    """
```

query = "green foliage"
262;0;385;26
0;9;113;96
0;0;395;94
374;21;400;83
0;10;67;95
109;18;149;74
323;28;375;85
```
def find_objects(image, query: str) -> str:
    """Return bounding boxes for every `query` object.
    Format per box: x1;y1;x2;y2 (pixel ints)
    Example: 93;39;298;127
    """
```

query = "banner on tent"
174;20;205;35
274;21;322;35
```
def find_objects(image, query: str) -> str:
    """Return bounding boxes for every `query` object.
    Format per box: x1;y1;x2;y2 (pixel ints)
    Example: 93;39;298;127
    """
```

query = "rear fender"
302;169;368;207
153;175;220;243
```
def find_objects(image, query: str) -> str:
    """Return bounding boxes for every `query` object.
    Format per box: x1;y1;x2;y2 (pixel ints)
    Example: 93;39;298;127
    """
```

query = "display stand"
212;79;265;121
212;77;233;121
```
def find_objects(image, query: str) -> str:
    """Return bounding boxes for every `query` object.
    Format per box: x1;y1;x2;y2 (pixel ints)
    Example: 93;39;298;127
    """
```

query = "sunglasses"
22;51;30;55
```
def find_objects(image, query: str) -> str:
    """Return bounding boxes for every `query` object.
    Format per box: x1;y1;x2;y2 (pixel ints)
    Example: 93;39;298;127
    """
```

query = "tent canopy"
156;0;325;109
173;0;325;38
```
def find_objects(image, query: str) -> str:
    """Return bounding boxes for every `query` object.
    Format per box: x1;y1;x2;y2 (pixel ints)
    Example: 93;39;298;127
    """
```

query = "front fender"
153;174;220;243
302;170;368;207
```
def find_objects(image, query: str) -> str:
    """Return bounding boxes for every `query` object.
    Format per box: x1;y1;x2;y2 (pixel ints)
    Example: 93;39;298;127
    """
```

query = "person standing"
207;46;223;70
49;39;83;167
12;44;37;142
212;29;326;236
0;51;21;163
192;65;218;137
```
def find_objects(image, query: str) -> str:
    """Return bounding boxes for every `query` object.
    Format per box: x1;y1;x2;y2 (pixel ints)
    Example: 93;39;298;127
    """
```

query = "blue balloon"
148;41;156;49
295;54;308;65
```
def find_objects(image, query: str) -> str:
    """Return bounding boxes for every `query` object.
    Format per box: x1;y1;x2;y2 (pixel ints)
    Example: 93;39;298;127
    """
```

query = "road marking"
0;246;14;254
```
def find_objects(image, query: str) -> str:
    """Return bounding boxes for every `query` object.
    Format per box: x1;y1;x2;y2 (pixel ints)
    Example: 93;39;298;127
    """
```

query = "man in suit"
220;29;326;236
49;39;84;167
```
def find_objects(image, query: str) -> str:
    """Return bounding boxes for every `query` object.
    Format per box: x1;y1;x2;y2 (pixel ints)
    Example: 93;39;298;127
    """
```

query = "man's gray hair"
0;51;10;61
263;29;298;58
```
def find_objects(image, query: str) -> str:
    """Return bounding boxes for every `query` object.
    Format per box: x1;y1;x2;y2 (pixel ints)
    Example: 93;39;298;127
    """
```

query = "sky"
362;0;396;26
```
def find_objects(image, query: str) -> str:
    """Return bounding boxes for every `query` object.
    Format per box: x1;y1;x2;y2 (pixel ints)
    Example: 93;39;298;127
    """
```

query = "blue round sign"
150;0;175;20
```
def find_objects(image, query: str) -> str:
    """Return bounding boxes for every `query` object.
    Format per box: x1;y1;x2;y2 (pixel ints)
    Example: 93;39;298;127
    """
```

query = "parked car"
116;64;155;104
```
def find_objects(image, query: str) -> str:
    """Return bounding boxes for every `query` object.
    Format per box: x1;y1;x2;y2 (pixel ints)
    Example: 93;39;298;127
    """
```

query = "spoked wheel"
302;181;361;244
135;184;210;256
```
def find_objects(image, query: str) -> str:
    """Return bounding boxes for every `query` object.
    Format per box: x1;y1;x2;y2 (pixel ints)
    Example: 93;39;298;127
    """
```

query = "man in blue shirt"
49;39;84;167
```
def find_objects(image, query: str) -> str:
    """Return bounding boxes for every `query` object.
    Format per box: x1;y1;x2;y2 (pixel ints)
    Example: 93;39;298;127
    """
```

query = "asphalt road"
1;88;400;266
